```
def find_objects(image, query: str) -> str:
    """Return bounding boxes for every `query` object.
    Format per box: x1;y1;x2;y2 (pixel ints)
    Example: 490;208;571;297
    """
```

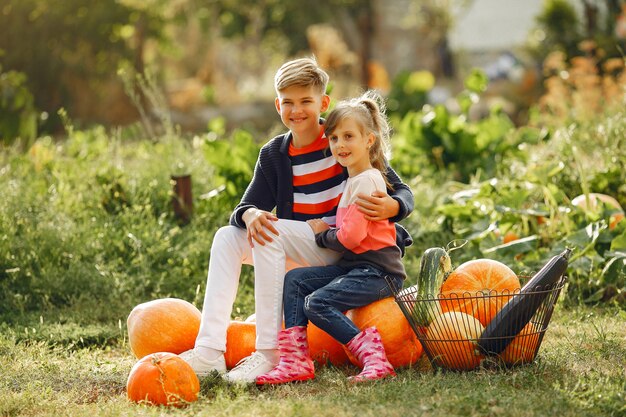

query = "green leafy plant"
393;69;517;182
201;119;261;199
386;70;434;118
0;65;38;145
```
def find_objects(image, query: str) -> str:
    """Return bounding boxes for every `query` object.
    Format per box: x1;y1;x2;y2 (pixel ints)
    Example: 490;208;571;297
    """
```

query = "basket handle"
384;275;402;296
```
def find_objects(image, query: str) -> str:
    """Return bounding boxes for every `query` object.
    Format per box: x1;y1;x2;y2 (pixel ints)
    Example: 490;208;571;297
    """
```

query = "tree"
0;0;166;131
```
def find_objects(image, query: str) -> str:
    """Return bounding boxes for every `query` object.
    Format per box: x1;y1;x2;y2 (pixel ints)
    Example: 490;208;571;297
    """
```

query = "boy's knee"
212;226;244;247
214;225;237;239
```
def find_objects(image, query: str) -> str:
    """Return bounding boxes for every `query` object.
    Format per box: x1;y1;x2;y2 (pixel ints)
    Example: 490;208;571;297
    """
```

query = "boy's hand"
355;191;399;221
242;208;279;247
306;218;330;234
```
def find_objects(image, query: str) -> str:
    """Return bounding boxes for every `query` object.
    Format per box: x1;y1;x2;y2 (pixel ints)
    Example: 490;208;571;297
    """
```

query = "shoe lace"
232;351;265;373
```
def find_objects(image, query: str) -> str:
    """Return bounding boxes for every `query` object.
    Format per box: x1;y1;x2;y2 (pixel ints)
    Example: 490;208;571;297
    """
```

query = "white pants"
195;219;342;351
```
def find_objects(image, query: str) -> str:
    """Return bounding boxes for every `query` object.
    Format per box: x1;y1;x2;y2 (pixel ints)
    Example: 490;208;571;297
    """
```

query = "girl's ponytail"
357;91;393;190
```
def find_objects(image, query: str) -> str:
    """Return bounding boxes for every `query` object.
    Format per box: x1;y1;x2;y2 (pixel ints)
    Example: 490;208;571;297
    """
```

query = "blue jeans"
282;264;403;345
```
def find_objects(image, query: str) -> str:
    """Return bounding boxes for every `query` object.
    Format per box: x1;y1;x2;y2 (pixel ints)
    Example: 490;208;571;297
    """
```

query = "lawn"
1;306;624;417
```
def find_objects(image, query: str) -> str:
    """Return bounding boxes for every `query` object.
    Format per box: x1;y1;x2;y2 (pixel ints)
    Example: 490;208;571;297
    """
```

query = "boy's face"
275;85;330;140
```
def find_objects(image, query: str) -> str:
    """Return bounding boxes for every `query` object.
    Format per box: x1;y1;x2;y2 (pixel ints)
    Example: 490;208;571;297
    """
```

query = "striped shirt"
289;128;345;225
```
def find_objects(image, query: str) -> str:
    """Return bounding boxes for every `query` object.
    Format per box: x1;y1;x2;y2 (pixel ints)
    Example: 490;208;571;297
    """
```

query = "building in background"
450;0;544;52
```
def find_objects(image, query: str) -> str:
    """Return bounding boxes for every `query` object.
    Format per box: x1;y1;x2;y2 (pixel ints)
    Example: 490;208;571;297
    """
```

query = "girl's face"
275;85;330;146
328;116;375;176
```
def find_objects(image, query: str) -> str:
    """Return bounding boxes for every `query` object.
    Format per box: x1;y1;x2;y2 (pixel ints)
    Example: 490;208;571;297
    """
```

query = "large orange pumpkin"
127;352;200;407
127;298;201;359
307;322;349;366
225;321;256;369
499;322;541;365
572;193;624;230
344;297;423;368
426;311;484;370
440;259;521;326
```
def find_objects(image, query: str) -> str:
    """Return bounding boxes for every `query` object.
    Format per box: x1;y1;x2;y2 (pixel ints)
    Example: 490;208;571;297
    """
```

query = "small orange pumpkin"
503;231;520;244
440;259;521;326
225;321;256;369
126;352;200;407
307;322;349;366
426;311;484;370
345;297;423;368
499;322;541;365
572;193;624;230
127;298;201;359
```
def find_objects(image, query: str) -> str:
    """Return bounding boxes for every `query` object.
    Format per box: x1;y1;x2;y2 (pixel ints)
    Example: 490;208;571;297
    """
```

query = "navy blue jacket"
229;131;414;255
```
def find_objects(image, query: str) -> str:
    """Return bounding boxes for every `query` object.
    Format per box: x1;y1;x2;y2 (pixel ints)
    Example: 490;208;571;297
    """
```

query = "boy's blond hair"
274;57;329;95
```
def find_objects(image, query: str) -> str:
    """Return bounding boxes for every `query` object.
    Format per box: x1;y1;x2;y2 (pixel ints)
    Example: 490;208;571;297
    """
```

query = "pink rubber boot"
256;326;315;385
345;327;396;382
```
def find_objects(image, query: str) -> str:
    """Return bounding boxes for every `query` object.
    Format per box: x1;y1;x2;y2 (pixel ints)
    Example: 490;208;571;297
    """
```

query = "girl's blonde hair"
324;90;393;189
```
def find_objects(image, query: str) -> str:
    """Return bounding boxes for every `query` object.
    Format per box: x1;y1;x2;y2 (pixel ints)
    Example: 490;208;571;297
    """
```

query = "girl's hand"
242;208;279;247
355;190;399;221
306;218;330;234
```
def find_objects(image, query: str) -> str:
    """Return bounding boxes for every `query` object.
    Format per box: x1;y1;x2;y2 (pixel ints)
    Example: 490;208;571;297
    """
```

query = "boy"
180;57;414;383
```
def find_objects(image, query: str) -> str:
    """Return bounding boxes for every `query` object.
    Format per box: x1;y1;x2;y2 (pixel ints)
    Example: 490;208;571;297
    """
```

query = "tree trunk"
358;4;373;89
582;0;599;36
369;0;438;77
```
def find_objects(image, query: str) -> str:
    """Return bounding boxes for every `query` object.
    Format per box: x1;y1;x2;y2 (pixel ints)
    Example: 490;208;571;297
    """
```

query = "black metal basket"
390;275;567;371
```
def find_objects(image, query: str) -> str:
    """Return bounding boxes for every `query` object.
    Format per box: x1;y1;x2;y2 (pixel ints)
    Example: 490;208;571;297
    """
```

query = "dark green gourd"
478;248;571;355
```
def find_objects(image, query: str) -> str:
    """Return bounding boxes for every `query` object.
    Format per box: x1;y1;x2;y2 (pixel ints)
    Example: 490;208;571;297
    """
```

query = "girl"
256;91;405;384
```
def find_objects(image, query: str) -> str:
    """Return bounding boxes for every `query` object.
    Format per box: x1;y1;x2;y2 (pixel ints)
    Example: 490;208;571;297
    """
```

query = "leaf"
562;222;605;249
482;235;539;257
600;251;626;286
464;68;489;93
457;91;477;115
610;230;626;251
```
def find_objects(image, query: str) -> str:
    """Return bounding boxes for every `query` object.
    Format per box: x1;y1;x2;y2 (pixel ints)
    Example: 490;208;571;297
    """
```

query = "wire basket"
390;275;567;371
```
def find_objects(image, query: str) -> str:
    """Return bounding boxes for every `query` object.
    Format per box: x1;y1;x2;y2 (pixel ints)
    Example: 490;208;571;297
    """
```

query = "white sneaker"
223;351;276;384
179;348;226;377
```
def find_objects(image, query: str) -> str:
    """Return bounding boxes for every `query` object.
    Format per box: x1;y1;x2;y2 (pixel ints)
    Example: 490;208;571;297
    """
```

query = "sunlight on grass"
0;306;623;417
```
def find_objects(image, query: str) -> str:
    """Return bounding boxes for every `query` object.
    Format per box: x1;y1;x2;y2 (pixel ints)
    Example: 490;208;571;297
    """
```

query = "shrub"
0;65;37;145
392;69;517;182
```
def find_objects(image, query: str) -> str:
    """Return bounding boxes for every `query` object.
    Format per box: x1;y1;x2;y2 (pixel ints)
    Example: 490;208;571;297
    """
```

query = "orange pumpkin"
499;322;541;365
440;259;521;326
503;231;520;244
307;322;349;366
126;352;200;407
344;297;423;368
127;298;201;359
572;193;624;230
224;321;256;369
426;311;484;370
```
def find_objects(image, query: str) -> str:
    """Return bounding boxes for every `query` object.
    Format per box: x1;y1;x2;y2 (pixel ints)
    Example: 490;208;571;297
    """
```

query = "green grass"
1;306;624;417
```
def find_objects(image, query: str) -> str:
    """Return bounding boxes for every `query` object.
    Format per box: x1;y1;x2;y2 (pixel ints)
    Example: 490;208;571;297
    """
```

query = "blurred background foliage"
1;0;625;143
1;0;626;322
